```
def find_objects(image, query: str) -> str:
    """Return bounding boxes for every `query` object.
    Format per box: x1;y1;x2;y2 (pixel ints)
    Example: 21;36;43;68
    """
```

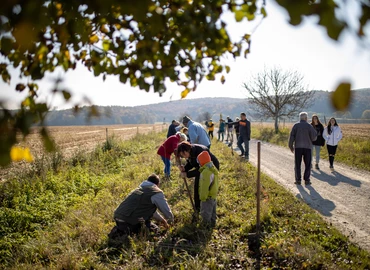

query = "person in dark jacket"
176;141;220;213
234;117;240;140
310;114;325;170
167;120;180;138
113;174;174;235
236;112;251;161
289;112;317;185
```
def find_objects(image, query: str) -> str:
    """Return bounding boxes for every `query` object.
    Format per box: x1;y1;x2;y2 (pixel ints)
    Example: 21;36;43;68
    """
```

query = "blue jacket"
187;120;211;147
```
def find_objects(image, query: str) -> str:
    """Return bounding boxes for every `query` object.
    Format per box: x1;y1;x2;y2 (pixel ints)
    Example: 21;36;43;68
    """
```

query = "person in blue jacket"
182;115;211;149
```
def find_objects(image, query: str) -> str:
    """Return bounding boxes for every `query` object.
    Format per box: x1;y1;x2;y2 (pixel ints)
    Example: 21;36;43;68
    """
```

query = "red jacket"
157;134;181;159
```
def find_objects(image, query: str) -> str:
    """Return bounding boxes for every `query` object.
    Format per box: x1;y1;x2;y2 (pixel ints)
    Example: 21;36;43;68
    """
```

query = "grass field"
251;123;370;171
0;130;369;269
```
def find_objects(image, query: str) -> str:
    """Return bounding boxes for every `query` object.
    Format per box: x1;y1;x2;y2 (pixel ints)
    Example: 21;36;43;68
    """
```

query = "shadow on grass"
311;169;362;187
296;185;336;217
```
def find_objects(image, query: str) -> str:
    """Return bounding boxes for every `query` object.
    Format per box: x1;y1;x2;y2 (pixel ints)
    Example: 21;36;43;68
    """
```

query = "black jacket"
184;144;220;172
167;123;178;138
312;123;325;146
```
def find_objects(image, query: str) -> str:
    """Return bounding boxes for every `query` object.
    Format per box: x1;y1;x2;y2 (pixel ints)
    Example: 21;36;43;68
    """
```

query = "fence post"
106;128;108;142
137;126;139;134
256;141;261;235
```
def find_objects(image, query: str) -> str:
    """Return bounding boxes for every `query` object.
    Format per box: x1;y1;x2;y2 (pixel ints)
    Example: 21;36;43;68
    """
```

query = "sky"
1;0;370;109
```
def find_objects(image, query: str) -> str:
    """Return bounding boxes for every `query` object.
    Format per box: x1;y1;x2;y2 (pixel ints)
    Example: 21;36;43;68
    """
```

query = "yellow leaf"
89;34;99;44
331;82;351;111
23;148;34;162
10;147;24;162
221;75;226;84
225;66;230;73
102;40;110;51
235;10;244;22
181;88;190;99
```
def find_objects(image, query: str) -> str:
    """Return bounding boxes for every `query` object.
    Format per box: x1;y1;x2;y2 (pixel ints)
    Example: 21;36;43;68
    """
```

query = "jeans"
294;148;312;182
161;156;171;176
218;131;224;141
311;145;321;164
237;136;250;159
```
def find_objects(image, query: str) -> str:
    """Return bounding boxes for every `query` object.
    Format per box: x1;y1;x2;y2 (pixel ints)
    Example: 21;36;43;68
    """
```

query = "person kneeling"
113;174;174;235
197;151;219;228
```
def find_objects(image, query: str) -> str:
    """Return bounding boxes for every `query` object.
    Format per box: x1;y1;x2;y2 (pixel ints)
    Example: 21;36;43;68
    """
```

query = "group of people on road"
289;112;343;185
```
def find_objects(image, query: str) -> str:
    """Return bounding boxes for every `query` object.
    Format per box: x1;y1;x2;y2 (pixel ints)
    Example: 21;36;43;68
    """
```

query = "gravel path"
228;139;370;251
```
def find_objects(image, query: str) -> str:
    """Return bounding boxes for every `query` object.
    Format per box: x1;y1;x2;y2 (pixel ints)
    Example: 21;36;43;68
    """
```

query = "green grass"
0;132;369;269
251;126;370;171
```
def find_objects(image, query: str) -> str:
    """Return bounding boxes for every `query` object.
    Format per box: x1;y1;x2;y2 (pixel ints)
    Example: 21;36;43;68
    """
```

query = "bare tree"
243;67;314;133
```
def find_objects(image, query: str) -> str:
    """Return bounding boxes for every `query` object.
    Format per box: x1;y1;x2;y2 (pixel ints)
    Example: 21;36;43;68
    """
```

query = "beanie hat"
197;151;211;167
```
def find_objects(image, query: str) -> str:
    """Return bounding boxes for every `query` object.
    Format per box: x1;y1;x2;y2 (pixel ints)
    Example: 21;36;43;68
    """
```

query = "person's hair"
176;141;192;157
177;132;187;142
310;114;322;126
240;112;246;117
147;174;160;185
181;127;188;132
299;112;308;120
327;117;338;135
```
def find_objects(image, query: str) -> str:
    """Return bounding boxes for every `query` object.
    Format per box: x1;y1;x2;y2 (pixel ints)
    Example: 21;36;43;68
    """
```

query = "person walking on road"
323;117;343;172
310;114;325;170
288;112;317;185
182;115;211;149
236;112;251;161
225;116;233;143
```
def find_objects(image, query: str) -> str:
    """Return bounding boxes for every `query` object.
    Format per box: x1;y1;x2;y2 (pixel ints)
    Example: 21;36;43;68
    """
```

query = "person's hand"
290;148;294;153
162;220;170;229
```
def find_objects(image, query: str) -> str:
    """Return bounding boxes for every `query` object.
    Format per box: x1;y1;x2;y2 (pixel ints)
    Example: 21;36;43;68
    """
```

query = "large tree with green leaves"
0;0;369;165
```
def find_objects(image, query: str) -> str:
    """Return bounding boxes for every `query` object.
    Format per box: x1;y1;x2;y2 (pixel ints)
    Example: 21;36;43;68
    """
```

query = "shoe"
305;181;311;185
294;181;301;185
315;164;320;170
239;153;244;157
245;157;249;162
330;166;334;172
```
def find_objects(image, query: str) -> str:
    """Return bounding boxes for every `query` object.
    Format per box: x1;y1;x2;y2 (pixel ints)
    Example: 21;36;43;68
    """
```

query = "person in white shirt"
323;117;343;171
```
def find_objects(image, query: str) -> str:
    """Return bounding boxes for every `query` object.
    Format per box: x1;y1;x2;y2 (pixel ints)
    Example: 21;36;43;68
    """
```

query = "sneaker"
305;181;311;185
239;153;244;157
294;181;301;185
245;157;249;162
315;164;320;170
330;166;334;172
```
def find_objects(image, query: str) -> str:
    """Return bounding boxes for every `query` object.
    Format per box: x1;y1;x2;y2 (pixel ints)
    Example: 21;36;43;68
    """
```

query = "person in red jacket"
157;132;187;180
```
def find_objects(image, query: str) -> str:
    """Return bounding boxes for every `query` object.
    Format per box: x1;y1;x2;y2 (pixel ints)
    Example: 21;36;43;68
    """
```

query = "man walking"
288;112;317;185
182;115;211;149
236;112;251;161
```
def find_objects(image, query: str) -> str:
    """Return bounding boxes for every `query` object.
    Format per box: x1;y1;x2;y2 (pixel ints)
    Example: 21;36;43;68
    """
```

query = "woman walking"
217;119;225;142
310;114;325;170
323;117;343;171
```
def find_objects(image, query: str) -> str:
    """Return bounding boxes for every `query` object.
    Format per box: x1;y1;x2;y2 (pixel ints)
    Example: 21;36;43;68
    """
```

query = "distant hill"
44;89;370;125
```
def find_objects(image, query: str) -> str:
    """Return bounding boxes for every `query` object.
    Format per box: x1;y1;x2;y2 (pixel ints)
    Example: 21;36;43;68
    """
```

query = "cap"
197;151;211;167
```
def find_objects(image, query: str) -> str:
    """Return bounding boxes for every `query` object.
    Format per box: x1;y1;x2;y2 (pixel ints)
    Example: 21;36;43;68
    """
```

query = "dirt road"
230;139;370;252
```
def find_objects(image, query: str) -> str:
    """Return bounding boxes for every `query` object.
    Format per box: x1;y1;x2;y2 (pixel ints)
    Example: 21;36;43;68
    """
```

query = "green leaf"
40;127;55;152
62;90;71;101
235;10;244;22
16;83;26;92
261;7;267;18
331;82;351;111
102;40;111;51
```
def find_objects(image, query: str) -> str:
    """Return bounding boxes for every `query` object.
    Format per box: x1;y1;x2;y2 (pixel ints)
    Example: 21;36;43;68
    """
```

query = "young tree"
243;66;314;133
362;110;370;119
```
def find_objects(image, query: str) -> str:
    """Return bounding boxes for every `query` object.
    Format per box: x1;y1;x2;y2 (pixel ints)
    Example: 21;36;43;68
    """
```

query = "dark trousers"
208;131;213;139
115;219;159;235
294;148;312;182
327;145;338;167
187;158;220;211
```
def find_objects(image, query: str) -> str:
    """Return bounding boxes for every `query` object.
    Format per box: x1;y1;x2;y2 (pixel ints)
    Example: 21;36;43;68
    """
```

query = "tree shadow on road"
311;170;361;187
296;185;336;217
